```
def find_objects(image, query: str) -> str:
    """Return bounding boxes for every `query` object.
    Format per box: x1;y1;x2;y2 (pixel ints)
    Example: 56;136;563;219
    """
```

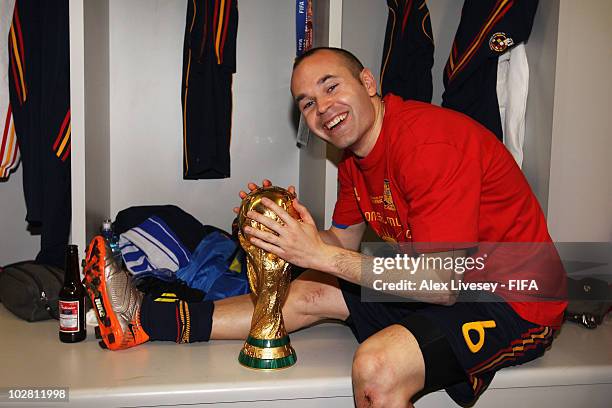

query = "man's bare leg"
211;269;349;339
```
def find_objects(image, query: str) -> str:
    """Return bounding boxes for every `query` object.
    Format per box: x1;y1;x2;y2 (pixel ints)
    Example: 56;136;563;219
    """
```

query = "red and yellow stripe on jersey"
445;0;514;82
0;105;19;178
8;2;26;105
52;109;71;162
213;0;233;65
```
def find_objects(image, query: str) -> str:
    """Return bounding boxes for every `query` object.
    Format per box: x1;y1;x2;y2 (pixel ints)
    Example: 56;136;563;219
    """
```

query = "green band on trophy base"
238;352;297;370
246;335;290;348
238;335;297;370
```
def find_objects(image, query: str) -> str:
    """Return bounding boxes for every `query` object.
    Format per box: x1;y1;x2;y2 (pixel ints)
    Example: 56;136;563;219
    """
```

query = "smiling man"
83;47;566;408
293;49;384;157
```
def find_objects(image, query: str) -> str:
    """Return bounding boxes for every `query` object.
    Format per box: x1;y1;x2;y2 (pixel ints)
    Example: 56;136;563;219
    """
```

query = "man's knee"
352;330;425;405
352;347;391;396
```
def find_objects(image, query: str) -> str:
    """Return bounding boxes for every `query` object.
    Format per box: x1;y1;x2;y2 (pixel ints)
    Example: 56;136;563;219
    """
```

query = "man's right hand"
232;179;296;214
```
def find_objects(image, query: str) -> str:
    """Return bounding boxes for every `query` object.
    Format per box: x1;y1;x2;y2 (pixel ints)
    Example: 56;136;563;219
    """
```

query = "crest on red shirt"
383;179;396;211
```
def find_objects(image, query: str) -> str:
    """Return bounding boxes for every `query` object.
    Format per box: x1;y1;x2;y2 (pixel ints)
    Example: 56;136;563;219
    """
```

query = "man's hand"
232;179;296;214
243;197;335;272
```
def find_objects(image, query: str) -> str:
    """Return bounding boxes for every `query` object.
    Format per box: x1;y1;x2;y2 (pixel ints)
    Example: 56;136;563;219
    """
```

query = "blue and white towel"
120;216;191;275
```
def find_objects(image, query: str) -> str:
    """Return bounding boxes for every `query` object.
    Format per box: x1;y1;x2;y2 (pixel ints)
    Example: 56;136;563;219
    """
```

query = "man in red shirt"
83;47;566;407
237;47;566;406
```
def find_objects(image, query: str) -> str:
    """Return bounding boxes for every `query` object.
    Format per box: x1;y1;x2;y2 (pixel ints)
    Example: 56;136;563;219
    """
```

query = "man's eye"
303;101;314;110
327;84;338;93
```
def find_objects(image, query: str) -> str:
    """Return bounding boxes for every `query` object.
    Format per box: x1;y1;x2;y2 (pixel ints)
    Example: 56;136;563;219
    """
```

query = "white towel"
497;43;529;168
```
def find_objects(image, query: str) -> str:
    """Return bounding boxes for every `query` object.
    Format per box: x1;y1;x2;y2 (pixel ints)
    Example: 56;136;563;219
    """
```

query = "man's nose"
317;95;332;114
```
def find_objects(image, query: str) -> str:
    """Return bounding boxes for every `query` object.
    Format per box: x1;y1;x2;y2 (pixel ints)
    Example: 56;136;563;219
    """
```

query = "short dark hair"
293;47;364;80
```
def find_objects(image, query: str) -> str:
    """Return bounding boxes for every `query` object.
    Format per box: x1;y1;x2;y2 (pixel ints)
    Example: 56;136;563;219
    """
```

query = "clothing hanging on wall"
380;0;434;103
8;0;71;268
0;0;19;180
181;0;238;180
380;0;538;165
442;0;539;141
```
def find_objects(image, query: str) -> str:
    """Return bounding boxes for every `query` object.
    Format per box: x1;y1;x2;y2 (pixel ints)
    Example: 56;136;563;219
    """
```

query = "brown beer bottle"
59;244;87;343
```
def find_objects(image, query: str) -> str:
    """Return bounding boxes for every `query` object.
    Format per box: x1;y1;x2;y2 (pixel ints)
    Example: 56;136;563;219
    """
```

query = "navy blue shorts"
340;280;555;406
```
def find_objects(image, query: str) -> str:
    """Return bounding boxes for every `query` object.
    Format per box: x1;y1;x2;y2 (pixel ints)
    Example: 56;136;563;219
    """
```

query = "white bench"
0;305;610;407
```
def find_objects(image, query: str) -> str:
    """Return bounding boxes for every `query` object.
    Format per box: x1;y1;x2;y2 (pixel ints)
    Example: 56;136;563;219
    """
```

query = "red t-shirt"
332;94;566;327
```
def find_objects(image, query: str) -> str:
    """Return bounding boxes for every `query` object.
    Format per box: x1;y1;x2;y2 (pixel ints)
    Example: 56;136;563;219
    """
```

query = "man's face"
291;51;377;151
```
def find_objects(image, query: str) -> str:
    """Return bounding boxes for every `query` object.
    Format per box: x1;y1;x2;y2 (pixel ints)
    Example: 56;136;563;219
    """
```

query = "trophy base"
238;335;297;370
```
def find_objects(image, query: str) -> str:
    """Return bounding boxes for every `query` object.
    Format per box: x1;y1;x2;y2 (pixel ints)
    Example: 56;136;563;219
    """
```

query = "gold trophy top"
238;186;299;233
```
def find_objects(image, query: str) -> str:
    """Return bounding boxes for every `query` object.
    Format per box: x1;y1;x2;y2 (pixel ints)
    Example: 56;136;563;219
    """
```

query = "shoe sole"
83;236;128;350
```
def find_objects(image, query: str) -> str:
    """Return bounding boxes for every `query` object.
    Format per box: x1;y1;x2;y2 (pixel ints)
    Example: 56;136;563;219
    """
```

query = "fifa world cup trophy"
237;186;298;369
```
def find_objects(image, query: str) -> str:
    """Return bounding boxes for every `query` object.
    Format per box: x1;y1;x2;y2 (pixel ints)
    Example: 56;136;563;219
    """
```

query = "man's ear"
359;68;378;97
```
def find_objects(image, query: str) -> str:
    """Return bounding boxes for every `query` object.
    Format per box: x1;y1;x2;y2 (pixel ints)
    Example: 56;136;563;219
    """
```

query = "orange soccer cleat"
83;235;149;350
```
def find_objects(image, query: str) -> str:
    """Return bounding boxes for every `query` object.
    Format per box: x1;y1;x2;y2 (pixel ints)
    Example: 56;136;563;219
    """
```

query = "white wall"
0;168;39;264
69;0;87;255
107;0;299;232
523;0;560;214
84;0;110;242
340;2;386;81
547;0;612;242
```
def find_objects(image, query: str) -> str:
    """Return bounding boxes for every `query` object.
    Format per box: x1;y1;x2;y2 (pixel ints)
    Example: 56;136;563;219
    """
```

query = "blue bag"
176;231;249;301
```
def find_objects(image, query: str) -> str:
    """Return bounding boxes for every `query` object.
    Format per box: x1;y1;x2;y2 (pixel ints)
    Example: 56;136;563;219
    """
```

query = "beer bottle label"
59;300;80;332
